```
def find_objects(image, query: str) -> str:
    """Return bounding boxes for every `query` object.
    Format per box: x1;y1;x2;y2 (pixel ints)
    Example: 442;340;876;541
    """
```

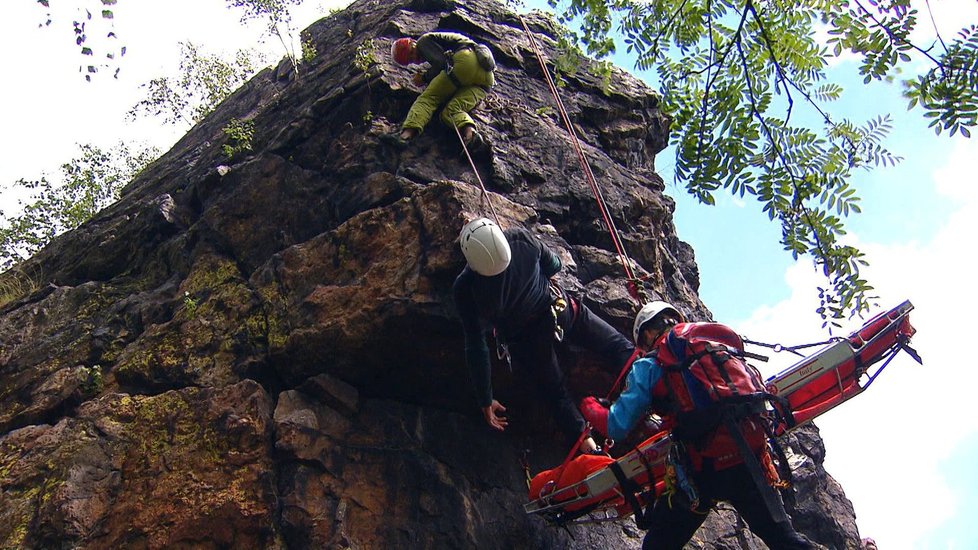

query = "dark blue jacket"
453;228;561;407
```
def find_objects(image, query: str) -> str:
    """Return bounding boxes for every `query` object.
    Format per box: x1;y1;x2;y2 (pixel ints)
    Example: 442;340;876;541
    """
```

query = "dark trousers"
642;463;815;550
507;297;634;447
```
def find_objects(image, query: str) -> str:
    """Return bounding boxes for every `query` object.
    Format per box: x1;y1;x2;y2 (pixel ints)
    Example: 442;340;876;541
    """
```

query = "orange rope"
518;15;637;283
518;15;653;484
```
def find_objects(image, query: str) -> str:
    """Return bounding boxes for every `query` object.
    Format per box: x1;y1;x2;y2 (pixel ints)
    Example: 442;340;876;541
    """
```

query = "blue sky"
649;6;978;547
925;432;978;549
2;1;976;548
533;2;978;547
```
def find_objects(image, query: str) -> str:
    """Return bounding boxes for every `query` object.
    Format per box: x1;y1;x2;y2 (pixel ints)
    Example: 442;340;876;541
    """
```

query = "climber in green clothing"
388;31;495;148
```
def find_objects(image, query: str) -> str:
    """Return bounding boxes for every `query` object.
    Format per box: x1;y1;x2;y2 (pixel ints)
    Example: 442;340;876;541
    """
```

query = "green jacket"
416;31;485;84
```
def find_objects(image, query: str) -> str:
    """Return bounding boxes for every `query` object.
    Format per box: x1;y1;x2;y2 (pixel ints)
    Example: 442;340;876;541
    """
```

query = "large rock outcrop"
0;0;861;547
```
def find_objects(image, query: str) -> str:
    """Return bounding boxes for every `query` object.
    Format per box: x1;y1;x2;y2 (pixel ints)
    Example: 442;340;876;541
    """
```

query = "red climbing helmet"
391;38;417;65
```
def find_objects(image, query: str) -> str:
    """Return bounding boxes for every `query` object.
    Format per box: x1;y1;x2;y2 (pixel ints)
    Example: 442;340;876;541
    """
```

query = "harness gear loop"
549;281;568;342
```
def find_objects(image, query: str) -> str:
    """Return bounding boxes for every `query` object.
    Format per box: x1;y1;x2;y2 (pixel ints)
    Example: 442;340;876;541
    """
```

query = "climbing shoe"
463;130;487;154
379;132;410;149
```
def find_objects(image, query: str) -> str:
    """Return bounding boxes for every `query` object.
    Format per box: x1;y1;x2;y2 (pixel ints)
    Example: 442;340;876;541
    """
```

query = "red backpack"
657;323;766;406
650;323;776;466
649;323;795;519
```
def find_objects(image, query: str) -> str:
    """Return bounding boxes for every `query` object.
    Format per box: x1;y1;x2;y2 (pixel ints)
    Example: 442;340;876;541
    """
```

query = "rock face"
0;0;862;547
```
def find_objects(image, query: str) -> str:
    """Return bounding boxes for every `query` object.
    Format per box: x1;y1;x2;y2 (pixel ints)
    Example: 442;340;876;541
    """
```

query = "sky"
657;3;978;548
713;135;978;549
2;1;976;549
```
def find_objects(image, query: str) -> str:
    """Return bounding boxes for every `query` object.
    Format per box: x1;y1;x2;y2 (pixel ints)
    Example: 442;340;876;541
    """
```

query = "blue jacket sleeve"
606;357;662;441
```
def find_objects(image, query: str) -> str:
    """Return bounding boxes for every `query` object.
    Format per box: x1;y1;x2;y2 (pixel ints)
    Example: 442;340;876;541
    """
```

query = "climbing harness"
664;440;701;512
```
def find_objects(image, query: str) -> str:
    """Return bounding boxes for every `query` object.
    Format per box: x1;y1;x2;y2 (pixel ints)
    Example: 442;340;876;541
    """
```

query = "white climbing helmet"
632;300;684;343
459;218;511;276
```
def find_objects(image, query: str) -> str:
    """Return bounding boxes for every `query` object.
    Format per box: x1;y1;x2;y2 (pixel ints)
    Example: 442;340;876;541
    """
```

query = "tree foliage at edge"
545;0;977;323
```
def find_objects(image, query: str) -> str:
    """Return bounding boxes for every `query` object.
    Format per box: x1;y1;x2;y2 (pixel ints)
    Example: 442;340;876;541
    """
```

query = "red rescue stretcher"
525;300;920;526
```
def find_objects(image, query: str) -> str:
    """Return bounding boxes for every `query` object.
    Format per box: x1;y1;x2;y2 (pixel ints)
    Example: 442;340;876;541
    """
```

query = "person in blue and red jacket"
580;301;815;550
453;218;634;453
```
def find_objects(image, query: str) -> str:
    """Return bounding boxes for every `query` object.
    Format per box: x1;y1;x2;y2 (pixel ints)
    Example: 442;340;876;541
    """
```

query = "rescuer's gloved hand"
579;396;610;437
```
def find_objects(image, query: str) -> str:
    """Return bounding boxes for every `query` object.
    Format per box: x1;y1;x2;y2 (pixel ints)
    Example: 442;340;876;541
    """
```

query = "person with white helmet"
579;302;815;550
387;31;495;148
453;218;634;452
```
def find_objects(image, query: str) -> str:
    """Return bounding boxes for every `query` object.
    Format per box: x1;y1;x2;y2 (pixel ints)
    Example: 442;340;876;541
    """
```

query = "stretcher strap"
722;414;788;524
609;462;651;530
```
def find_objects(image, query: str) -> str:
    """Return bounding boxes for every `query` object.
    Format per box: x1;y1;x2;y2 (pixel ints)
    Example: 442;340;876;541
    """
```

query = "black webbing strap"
608;461;652;530
768;430;797;510
722;414;789;524
446;68;463;89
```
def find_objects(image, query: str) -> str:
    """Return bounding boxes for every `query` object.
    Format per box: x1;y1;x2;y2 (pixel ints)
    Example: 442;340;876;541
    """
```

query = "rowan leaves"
546;0;975;320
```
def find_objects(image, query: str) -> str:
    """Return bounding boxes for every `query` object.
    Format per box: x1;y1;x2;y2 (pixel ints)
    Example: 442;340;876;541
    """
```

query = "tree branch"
851;0;947;72
695;0;718;173
745;1;795;121
645;0;692;66
736;36;831;267
746;2;862;163
923;0;950;55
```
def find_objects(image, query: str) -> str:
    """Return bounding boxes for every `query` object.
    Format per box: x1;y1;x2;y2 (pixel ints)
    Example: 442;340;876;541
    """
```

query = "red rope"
517;16;655;488
519;15;636;283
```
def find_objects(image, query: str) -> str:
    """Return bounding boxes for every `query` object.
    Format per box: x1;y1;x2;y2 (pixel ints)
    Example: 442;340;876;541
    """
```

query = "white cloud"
733;136;978;549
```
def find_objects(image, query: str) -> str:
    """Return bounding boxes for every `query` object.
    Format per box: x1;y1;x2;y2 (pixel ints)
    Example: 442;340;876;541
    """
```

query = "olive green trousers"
402;49;494;133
